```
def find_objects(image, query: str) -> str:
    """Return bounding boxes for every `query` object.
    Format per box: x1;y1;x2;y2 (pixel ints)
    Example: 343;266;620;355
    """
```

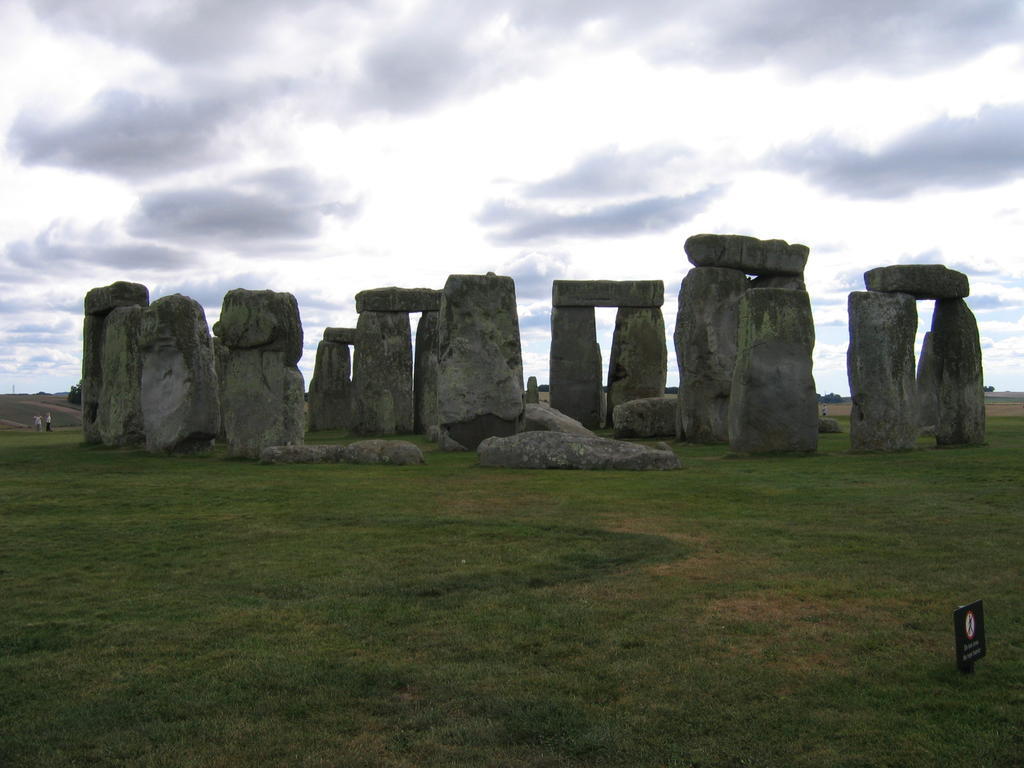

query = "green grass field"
2;422;1022;767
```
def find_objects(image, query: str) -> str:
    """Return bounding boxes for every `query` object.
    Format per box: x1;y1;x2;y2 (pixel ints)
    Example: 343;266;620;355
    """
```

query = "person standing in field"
33;415;42;431
45;412;52;431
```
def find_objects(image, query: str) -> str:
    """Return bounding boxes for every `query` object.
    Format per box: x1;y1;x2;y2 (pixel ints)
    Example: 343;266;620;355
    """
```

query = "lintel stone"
355;287;442;313
864;265;969;299
552;280;664;308
85;281;150;316
685;234;809;277
324;327;358;344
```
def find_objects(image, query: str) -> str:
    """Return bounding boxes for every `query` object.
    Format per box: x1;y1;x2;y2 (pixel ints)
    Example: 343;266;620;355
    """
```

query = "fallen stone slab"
523;403;595;436
612;396;677;438
864;264;969;300
552;280;664;308
685;234;809;277
478;431;681;471
355;287;442;313
260;440;425;465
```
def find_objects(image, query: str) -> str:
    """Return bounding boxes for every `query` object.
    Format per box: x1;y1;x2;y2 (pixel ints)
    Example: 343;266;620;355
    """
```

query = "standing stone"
97;306;146;446
550;306;603;429
916;331;939;429
81;314;105;444
847;291;919;451
729;289;818;453
212;336;229;442
82;281;149;445
931;299;985;446
676;267;748;443
606;307;666;427
308;331;353;432
437;274;524;450
414;311;440;434
215;289;305;458
139;294;219;454
525;376;539;404
352;311;413;435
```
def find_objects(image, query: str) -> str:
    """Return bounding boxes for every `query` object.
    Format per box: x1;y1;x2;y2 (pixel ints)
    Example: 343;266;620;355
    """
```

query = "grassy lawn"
1;421;1021;767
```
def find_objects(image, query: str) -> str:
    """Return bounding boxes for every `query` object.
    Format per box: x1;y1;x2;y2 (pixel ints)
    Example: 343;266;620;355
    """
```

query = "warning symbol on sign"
953;600;986;673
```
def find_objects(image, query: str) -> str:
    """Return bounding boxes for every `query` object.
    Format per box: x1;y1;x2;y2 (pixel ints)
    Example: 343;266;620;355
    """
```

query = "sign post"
953;600;986;674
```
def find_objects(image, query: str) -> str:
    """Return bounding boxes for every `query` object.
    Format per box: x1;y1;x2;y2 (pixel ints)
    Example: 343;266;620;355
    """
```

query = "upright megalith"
96;306;147;446
930;299;985;446
437;273;524;450
139;294;219;455
729;288;818;453
308;328;354;432
676;267;748;443
414;311;440;434
82;281;150;446
847;291;919;451
549;306;603;429
215;289;304;459
525;376;539;404
352;311;413;434
606;307;667;426
916;332;939;429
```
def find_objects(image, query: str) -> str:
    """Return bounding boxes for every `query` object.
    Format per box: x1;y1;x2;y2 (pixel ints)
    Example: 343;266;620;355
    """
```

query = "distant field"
0;394;82;430
1;418;1021;767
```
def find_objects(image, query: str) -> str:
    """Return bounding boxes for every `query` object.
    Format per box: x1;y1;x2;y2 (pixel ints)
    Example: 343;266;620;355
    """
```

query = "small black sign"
953;600;986;673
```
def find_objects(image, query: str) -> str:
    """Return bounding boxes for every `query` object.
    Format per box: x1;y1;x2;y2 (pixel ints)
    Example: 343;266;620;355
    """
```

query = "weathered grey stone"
217;289;305;458
864;265;969;300
750;274;805;291
342;439;425;465
214;289;303;365
97;306;146;446
552;280;664;308
212;336;229;442
685;234;809;277
355;287;442;313
324;327;358;345
931;299;985;446
139;294;220;455
525;376;539;404
308;338;352;431
676;267;748;443
728;289;818;453
81;314;105;444
550;306;603;429
351;310;413;435
85;281;149;317
259;444;347;464
413;311;439;434
478;431;681;470
82;282;149;443
606;307;667;427
523;403;595;436
818;417;841;433
437;274;524;450
425;425;440;443
260;440;424;465
221;350;305;458
916;331;939;428
847;291;919;452
612;396;677;438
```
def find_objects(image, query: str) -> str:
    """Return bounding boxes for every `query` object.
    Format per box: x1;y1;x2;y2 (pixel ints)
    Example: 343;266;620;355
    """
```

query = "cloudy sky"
2;0;1023;396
